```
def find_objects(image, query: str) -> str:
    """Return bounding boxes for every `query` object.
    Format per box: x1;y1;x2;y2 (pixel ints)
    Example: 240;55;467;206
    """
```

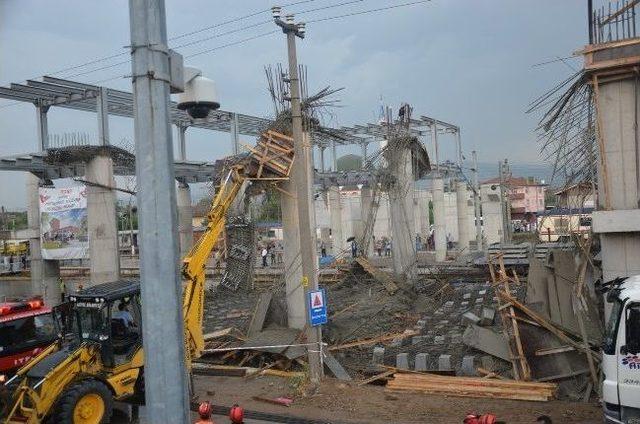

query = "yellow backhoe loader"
1;166;245;423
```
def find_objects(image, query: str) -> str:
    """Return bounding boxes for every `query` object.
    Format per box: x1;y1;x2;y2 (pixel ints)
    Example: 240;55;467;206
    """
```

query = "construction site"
0;1;639;423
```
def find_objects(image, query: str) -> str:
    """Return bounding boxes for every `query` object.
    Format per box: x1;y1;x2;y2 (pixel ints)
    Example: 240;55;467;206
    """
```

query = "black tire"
52;379;113;424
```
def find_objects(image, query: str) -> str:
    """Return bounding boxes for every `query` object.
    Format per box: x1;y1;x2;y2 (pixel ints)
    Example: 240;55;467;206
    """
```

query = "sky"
0;0;588;209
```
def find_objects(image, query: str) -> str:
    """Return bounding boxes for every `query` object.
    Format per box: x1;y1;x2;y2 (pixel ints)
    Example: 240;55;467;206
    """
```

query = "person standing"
58;277;66;303
276;242;283;264
351;240;358;258
270;244;276;266
386;239;392;256
320;241;327;258
261;246;268;267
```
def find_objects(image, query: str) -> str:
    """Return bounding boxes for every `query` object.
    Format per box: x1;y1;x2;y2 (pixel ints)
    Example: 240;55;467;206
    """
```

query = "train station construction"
1;1;640;423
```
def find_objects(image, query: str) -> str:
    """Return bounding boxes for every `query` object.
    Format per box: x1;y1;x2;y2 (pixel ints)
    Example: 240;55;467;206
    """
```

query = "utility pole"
498;159;512;244
129;1;189;422
273;6;323;383
472;151;483;249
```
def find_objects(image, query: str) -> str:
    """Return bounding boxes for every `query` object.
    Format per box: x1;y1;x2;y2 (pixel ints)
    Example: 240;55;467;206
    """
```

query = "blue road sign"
308;288;327;326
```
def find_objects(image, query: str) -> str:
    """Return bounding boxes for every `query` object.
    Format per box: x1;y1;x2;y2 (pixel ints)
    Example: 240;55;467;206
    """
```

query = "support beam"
85;155;119;285
230;112;239;155
332;140;337;171
177;124;187;161
360;186;374;257
433;177;446;262
361;142;368;169
97;87;109;146
328;186;344;255
472;151;483;249
319;146;325;173
177;182;193;259
456;181;470;252
389;147;416;277
431;121;439;173
26;174;60;306
36;106;49;151
280;179;306;329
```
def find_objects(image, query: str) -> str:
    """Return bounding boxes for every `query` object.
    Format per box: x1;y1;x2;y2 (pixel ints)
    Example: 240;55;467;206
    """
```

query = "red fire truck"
0;298;56;374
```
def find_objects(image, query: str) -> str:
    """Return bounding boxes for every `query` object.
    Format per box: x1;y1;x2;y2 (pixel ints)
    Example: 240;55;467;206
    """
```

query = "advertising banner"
39;186;88;260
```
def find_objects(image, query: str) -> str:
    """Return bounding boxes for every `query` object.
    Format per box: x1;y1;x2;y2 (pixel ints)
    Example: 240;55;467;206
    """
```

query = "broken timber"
355;257;398;294
386;373;557;402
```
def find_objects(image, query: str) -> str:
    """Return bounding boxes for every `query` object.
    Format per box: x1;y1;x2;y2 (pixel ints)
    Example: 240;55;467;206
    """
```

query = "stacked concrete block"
438;354;452;371
372;347;385;365
415;353;429;371
396;353;409;369
461;355;476;376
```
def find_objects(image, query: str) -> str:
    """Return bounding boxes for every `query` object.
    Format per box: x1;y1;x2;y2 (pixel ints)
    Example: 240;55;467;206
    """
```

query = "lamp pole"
272;7;323;383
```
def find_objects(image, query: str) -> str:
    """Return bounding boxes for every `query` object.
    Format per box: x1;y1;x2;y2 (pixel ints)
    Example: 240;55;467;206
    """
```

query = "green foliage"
255;189;281;223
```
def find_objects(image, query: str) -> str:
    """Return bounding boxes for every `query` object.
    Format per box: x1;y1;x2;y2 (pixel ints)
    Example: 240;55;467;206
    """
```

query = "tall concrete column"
360;186;375;257
319;146;325;172
280;180;306;329
331;141;338;171
389;147;416;278
27;174;60;306
86;155;119;285
230;113;240;155
456;181;470;252
480;184;504;245
328;186;344;255
433;177;446;262
177;182;193;259
587;55;640;285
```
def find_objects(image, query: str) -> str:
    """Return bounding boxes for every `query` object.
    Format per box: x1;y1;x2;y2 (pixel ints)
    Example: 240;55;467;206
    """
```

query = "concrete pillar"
389;147;416;277
230;113;240;155
331;141;338;171
433;177;446;262
319;146;325;172
328;186;344;255
456;181;470;252
27;174;61;306
36;106;49;150
177;182;193;259
591;71;640;284
360;187;375;257
480;184;504;245
97;87;109;146
86;155;119;285
361;142;368;169
177;124;187;161
280;180;306;329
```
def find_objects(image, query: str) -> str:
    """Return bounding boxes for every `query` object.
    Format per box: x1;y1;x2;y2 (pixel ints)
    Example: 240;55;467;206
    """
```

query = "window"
604;298;624;355
626;304;640;354
0;313;56;354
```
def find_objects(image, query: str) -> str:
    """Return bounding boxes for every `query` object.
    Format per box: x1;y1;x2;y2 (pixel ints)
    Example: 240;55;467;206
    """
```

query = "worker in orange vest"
195;401;215;424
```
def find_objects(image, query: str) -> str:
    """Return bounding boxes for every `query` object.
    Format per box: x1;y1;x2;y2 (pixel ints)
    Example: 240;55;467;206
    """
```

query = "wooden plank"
329;330;418;351
534;345;575;356
535;369;590;382
358;370;395;386
390;373;557;390
476;367;507;380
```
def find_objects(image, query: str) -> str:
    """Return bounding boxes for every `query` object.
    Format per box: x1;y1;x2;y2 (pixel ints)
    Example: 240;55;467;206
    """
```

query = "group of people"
260;242;283;267
374;238;392;257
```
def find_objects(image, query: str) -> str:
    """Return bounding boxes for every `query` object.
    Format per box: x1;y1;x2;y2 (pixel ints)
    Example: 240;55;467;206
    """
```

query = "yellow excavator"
1;166;245;423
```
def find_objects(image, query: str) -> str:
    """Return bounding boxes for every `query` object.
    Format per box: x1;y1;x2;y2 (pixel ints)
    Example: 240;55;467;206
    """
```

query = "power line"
306;0;430;24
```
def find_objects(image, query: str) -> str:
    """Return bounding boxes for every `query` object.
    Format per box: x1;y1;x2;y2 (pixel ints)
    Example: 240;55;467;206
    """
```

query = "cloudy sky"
0;0;587;209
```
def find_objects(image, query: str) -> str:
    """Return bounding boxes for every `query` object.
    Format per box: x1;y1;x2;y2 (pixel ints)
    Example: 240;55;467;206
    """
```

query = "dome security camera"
177;67;219;119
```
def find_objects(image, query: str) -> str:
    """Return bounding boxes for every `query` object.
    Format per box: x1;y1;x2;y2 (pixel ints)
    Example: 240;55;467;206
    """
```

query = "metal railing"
590;0;639;44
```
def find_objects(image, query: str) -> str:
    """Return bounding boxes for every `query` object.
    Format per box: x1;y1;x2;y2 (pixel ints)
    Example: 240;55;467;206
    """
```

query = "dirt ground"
194;375;603;424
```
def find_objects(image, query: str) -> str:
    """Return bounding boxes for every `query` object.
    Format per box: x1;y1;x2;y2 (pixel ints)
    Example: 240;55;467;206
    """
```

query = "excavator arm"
181;166;245;365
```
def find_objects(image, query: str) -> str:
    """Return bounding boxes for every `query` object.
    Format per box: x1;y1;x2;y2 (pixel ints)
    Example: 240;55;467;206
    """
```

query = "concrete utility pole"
129;1;189;422
498;159;512;244
273;7;323;383
472;151;483;249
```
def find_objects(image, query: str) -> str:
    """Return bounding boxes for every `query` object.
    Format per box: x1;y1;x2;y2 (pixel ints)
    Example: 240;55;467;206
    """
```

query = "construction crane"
0;166;246;424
